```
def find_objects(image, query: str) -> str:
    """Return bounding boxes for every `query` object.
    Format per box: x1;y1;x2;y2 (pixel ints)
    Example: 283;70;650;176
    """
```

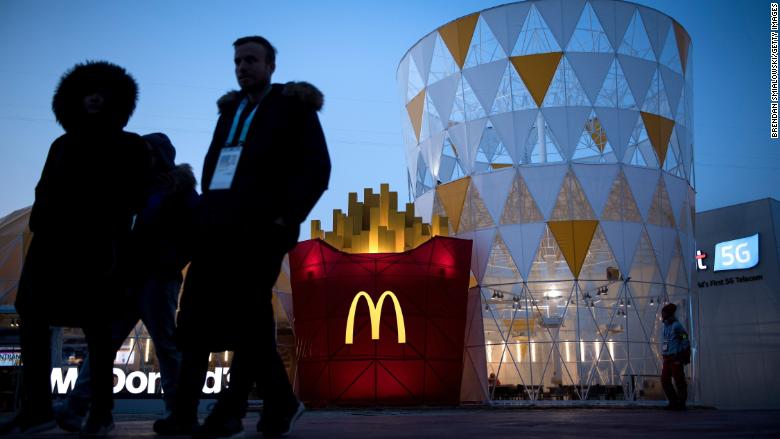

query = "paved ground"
2;407;779;438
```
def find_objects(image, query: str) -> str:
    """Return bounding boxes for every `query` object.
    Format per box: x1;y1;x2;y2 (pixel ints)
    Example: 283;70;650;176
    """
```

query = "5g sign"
713;234;759;271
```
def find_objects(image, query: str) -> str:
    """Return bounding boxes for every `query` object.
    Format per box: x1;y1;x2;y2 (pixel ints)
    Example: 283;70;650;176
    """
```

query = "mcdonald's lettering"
345;291;406;344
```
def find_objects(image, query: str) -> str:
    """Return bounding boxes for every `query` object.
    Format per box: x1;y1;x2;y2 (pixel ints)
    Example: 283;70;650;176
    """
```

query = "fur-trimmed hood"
52;61;138;133
216;81;324;114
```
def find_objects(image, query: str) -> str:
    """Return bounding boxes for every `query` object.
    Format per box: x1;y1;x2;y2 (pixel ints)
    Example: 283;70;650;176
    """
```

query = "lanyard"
225;86;270;146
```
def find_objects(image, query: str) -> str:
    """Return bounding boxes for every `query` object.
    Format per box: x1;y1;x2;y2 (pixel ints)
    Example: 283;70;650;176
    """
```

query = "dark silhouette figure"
661;303;690;410
154;36;330;438
54;133;198;432
0;61;153;437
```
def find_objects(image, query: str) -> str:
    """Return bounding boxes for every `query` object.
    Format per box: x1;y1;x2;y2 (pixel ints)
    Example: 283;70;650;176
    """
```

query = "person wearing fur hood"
160;36;330;438
3;61;153;436
55;133;199;432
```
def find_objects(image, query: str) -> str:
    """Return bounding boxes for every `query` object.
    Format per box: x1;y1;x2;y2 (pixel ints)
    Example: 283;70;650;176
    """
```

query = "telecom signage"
713;234;759;271
696;234;759;272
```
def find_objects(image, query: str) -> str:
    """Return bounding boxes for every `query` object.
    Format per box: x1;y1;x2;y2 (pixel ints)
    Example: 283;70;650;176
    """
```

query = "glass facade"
398;0;694;401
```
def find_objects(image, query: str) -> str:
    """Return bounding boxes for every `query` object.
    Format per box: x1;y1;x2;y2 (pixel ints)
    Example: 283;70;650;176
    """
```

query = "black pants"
661;356;687;406
19;315;114;418
173;236;298;423
173;300;297;422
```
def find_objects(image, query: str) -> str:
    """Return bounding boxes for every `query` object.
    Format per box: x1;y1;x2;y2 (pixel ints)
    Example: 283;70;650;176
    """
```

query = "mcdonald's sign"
290;236;472;406
345;291;406;344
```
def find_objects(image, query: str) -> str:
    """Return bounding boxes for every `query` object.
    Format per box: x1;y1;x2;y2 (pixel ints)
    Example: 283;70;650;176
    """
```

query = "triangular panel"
459;181;496;233
572;163;620;217
435;177;471;233
511;4;562;56
567;52;614;104
646;224;678;279
594;107;640;162
623;166;660;222
472;168;515;225
566;2;613;53
463;60;509;116
501;172;544;224
640;111;674;167
439;13;480;69
490;109;538;164
483;231;524;287
601;169;642;222
535;0;587;51
510;52;563;107
617;9;655;61
427;72;461;127
638;7;671;62
521;165;568;220
600;220;643;274
549;170;597;220
481;2;533;56
590;0;636;53
464;15;508;68
500;223;548;280
411;32;437;87
407;89;426;142
547;220;599;278
616;55;655;109
541;106;593;160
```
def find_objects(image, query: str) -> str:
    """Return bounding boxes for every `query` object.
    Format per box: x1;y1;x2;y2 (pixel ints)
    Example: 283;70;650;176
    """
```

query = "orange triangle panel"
439;13;480;69
510;52;563;107
406;89;426;142
547;220;598;278
436;177;471;233
673;21;690;75
640;112;675;167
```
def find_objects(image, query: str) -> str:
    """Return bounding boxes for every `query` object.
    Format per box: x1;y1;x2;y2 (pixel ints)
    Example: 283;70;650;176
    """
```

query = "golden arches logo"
345;291;406;344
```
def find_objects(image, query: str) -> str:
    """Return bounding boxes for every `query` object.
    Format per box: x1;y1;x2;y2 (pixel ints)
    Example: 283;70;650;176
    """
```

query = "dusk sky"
1;0;777;232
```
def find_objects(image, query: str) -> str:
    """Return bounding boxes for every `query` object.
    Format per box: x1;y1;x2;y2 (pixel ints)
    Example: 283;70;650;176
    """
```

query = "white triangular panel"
411;32;437;87
663;173;688;230
490;109;538;165
481;2;533;56
499;223;547;280
427;72;461;126
407;55;426;102
566;2;613;53
462;75;488;121
450;118;489;174
646;224;677;279
572;163;620;216
617;9;655;62
623;166;661;221
638;7;671;61
593;108;640;162
406;144;420;195
566;53;614;104
427;132;446;180
659;66;683;119
659;24;683;74
463;60;509;117
460;228;498;285
398;56;411;104
601;221;643;274
541;106;592;160
512;3;562;55
415;185;435;221
472;168;515;224
617;55;656;109
591;0;636;53
536;0;586;50
429;32;460;84
521;164;568;220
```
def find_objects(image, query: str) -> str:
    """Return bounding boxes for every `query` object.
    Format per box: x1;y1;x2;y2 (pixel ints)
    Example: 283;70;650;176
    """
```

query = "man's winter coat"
176;82;330;351
15;61;152;327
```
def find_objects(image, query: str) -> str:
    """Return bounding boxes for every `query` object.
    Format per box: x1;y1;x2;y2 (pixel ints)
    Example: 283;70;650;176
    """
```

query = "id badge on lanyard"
209;90;267;190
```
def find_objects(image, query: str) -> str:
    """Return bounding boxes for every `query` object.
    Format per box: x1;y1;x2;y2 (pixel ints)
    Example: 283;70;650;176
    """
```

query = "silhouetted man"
661;303;690;410
154;36;330;438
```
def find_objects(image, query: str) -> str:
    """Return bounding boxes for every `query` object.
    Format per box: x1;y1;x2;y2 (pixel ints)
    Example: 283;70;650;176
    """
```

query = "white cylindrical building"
397;0;693;402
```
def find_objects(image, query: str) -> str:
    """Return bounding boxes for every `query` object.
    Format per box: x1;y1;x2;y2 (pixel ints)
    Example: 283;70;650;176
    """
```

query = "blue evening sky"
0;0;777;232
